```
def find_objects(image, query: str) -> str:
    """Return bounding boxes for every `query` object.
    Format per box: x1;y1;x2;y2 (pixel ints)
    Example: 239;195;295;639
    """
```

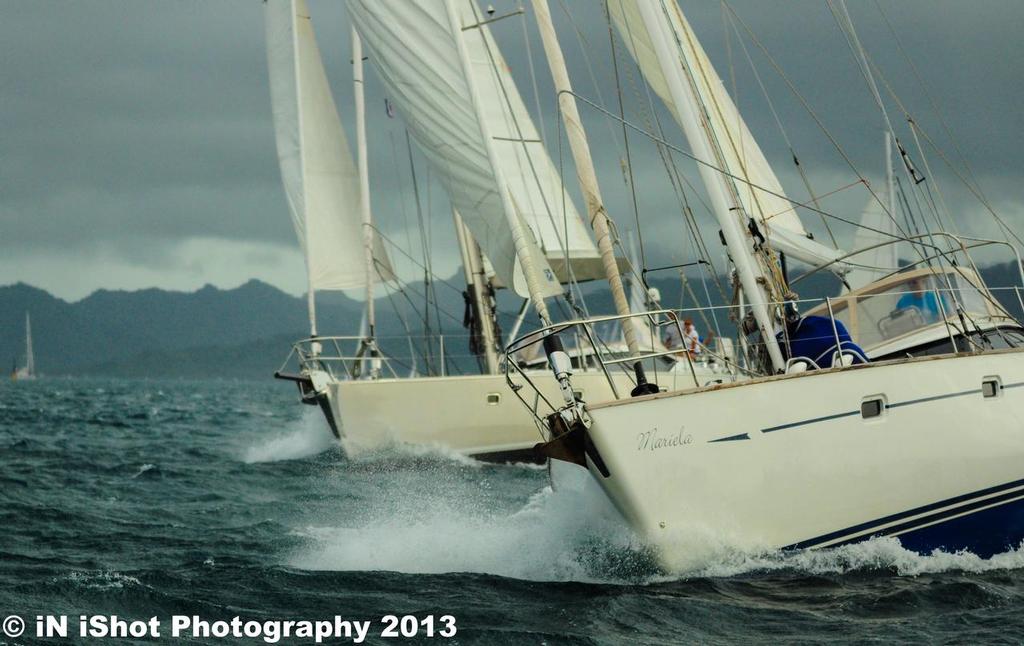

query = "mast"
352;28;380;376
635;0;786;371
453;209;500;373
24;312;33;376
445;0;552;325
531;0;638;356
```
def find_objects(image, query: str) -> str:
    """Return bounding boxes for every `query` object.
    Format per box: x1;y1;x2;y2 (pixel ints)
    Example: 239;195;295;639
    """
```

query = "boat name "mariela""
636;427;693;451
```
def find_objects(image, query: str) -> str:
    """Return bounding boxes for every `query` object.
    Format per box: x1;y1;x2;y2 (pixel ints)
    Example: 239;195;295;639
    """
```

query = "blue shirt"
896;290;944;321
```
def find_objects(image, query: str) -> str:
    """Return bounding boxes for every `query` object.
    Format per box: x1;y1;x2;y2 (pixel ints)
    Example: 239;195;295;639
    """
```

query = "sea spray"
241;407;336;463
287;453;653;583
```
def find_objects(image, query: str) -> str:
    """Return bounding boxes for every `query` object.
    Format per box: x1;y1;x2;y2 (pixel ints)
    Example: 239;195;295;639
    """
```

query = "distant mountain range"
3;262;1021;380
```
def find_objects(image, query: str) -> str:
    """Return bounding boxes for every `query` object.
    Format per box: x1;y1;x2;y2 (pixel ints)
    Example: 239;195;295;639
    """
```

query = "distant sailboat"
11;312;35;381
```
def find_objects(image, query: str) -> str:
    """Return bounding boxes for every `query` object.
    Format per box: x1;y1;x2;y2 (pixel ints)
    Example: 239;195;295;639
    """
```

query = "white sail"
265;0;391;293
24;312;33;376
346;0;598;298
845;186;900;290
609;0;844;269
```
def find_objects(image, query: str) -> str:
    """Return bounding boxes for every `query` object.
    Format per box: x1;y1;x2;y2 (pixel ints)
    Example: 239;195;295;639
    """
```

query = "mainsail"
346;0;601;299
264;0;392;293
608;0;844;269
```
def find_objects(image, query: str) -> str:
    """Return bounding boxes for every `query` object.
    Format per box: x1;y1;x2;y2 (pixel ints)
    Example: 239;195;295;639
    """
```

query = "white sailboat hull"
579;350;1024;569
324;371;637;461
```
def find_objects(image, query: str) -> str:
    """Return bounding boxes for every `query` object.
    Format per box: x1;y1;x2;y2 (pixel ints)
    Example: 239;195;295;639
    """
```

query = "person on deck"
895;276;947;323
683;318;702;357
664;312;702;359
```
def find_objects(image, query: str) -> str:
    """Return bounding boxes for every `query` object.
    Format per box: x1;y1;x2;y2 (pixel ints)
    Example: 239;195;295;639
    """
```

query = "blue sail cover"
778;316;868;369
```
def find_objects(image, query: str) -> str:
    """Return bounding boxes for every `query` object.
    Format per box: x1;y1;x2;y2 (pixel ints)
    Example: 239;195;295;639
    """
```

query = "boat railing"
504;284;1024;426
278;332;511;381
278;336;401;381
504;303;764;425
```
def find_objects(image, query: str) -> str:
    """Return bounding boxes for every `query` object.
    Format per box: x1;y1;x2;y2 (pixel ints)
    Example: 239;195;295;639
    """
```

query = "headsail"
264;0;392;292
608;0;845;269
347;0;599;298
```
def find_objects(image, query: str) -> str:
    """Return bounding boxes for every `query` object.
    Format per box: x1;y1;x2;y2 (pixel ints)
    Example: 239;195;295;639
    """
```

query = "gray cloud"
1;0;1022;300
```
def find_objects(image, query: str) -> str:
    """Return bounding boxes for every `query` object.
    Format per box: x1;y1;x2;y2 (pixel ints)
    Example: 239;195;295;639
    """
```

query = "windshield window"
846;274;991;348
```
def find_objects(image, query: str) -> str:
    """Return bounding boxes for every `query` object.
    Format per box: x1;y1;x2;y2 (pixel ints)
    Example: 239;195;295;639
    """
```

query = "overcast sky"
2;0;1022;301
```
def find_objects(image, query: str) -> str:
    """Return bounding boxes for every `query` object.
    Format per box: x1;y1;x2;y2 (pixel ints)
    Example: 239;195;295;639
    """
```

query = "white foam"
57;571;142;590
130;463;156;479
287;462;648;583
290;471;1024;582
283;451;1024;582
241;408;336;463
689;537;1024;579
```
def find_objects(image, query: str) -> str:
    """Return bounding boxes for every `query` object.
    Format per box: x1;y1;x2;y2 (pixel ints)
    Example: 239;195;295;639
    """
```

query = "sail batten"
265;0;392;296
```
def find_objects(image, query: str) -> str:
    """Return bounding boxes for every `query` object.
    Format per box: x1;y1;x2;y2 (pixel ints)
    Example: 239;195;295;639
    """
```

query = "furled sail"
347;0;600;298
609;0;845;269
845;186;900;290
265;0;391;292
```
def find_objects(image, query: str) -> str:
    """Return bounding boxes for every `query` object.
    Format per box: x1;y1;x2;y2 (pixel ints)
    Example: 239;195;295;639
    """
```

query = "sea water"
2;377;1024;644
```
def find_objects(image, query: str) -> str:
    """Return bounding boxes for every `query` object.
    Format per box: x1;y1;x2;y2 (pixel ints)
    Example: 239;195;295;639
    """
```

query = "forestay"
265;0;392;292
608;0;845;269
347;0;600;298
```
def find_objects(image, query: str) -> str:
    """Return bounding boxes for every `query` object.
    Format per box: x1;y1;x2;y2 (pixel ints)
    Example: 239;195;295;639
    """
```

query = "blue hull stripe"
760;380;1024;436
761;410;858;434
708;433;750;443
784;476;1024;550
827;488;1024;550
886;387;980;409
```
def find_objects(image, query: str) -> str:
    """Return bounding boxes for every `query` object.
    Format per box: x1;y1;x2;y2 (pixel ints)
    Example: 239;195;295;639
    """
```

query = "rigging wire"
603;0;643;271
863;54;1024;248
405;130;436;373
517;1;548;146
605;1;729;312
555;0;628;163
466;0;587;307
721;4;837;248
826;0;954;253
872;0;990;203
720;1;937;276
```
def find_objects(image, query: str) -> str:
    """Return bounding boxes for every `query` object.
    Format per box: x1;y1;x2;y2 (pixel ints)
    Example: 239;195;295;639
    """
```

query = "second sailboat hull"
323;371;635;462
